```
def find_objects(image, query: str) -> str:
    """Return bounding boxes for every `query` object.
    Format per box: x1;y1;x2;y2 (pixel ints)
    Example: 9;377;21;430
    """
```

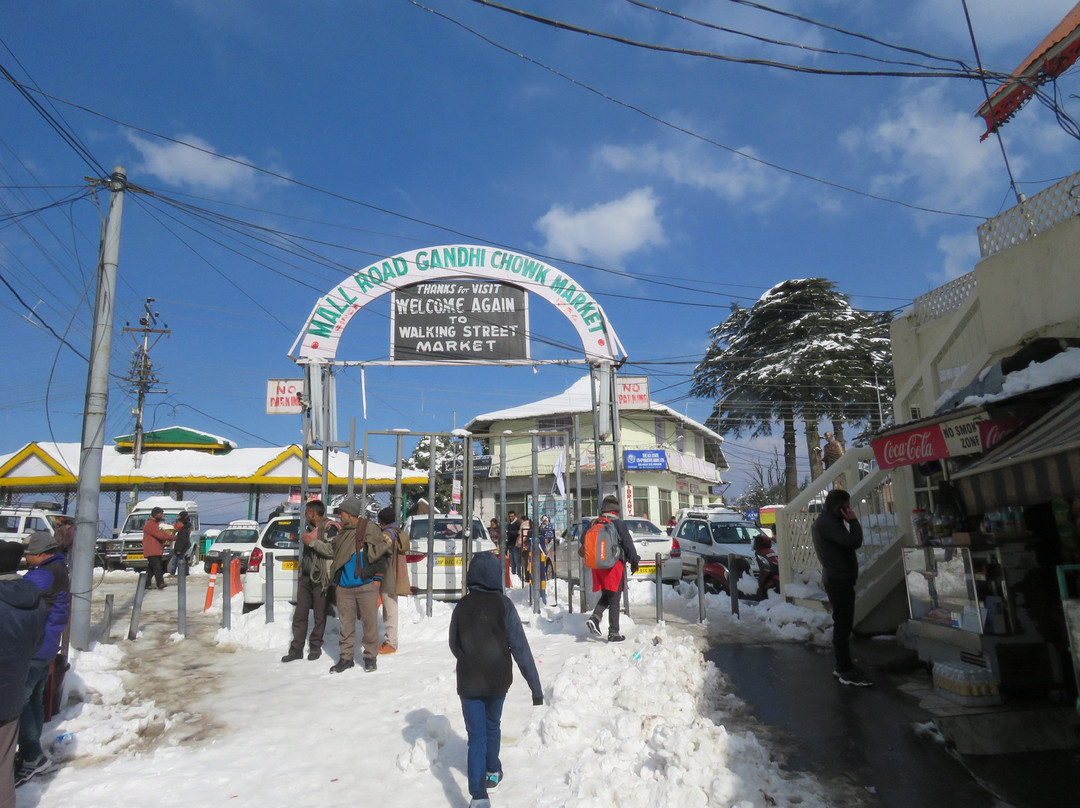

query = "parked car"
96;496;201;569
204;519;260;573
0;501;64;544
671;505;771;594
404;514;492;601
242;513;302;612
561;515;681;583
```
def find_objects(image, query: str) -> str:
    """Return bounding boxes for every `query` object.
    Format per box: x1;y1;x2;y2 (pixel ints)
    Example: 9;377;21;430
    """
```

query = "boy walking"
449;552;543;808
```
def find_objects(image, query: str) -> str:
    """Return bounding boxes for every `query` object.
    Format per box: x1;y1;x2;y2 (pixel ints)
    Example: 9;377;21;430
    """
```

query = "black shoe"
281;650;303;663
834;667;873;687
307;649;322;661
585;615;602;637
607;633;626;643
363;657;377;672
330;659;354;674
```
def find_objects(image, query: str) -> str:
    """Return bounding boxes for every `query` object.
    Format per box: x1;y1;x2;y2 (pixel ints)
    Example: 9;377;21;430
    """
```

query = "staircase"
775;447;906;630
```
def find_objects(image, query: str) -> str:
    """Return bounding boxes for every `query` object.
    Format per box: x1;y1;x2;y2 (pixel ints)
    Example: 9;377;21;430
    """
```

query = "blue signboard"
744;509;760;523
624;449;668;470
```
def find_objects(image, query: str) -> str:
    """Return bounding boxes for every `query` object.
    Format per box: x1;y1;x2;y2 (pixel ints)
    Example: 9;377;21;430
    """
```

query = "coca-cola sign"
873;427;948;469
872;413;1024;470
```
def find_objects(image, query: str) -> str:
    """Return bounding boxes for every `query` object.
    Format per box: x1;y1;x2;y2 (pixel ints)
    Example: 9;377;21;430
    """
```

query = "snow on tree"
691;278;892;501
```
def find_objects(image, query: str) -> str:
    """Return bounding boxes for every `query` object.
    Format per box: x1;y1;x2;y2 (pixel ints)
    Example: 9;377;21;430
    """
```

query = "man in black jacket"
812;489;871;687
449;552;542;808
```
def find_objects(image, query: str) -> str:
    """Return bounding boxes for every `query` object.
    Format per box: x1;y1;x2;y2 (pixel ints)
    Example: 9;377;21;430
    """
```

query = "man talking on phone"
812;489;871;687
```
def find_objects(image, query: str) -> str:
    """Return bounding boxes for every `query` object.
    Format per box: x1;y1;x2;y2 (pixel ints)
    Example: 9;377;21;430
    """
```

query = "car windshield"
215;529;259;544
709;522;756;544
408;518;486;541
122;512;185;533
262;519;300;549
624;518;663;536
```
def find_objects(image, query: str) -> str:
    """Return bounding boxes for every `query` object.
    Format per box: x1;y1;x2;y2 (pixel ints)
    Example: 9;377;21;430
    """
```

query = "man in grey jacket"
812;489;870;687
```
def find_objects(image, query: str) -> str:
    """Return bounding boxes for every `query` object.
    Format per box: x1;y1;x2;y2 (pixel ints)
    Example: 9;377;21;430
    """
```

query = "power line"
403;0;988;220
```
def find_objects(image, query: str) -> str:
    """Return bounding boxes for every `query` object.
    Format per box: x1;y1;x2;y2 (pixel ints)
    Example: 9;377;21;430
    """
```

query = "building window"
632;486;650;520
658;494;673;527
695;435;704;459
537;416;571;450
654;416;665;447
678;492;689;510
676;423;685;452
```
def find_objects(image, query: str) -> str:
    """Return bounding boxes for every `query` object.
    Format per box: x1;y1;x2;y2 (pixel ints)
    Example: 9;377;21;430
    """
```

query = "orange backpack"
582;516;622;570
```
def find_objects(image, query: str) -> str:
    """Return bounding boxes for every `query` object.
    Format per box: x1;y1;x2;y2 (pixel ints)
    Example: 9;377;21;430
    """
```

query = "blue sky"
2;0;1078;496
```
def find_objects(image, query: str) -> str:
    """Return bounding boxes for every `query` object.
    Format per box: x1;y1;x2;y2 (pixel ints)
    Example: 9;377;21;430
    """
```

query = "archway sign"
289;244;626;366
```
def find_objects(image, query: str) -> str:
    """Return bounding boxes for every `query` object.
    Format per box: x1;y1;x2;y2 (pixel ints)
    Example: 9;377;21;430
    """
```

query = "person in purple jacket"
1;540;47;807
14;532;70;787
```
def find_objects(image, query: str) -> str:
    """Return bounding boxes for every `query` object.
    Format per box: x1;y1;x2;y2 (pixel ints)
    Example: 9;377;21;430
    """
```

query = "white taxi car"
242;513;302;612
561;516;681;583
404;515;492;601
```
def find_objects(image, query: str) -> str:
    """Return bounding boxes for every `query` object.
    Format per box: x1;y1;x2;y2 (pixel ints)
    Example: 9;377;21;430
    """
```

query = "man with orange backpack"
583;495;639;642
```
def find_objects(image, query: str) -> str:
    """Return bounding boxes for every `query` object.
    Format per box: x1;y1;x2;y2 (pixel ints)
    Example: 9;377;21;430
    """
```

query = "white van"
96;496;200;569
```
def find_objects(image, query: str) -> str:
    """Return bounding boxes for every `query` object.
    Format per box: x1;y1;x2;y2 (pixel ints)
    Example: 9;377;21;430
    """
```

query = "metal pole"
129;572;148;641
264;551;275;623
574;415;586;613
103;593;114;639
697;556;706;623
426;433;436;617
395;433;404;517
462;434;473;598
589;364;604;505
499;434;507;591
71;166;126;652
222;550;232;630
531;434;540;613
728;553;740;619
178;558;188;637
654;552;663;624
347;418;356;498
360;431;369;509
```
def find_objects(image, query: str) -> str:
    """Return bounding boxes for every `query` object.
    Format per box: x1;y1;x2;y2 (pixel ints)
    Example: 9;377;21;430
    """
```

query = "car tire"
241;602;260;614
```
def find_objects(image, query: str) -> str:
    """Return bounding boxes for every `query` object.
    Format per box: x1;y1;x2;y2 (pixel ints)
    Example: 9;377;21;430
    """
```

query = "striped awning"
953;388;1080;512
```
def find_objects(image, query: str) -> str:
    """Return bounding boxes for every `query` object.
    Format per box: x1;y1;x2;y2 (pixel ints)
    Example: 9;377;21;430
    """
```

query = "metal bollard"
178;558;188;637
578;545;588;613
222;550;232;630
103;593;114;639
566;543;574;614
654;553;663;624
696;556;706;623
129;572;149;640
728;553;740;619
264;552;275;623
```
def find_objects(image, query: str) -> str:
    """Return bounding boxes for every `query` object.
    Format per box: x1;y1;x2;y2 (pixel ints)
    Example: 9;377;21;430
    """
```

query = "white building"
464;375;729;528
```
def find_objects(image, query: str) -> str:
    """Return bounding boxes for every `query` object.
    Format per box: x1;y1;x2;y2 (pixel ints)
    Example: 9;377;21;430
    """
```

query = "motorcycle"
751;534;780;600
699;535;780;600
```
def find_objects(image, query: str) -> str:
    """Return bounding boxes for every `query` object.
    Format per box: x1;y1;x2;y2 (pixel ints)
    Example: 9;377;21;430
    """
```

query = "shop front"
873;384;1080;712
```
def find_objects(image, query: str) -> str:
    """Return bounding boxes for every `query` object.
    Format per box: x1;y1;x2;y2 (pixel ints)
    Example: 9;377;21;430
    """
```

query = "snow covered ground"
16;570;840;808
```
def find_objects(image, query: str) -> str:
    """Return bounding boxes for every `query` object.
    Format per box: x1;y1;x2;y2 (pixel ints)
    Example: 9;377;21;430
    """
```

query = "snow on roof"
949;347;1080;409
465;376;725;444
0;442;424;485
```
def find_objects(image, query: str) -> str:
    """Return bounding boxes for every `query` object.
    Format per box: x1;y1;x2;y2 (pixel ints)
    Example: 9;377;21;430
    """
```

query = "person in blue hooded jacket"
449;552;543;808
1;540;47;806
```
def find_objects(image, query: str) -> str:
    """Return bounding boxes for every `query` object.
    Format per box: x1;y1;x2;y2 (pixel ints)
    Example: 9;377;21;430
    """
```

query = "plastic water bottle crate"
932;661;1002;706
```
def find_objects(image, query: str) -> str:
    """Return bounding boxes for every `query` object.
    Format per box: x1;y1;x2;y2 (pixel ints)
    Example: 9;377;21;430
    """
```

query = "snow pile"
18;574;837;808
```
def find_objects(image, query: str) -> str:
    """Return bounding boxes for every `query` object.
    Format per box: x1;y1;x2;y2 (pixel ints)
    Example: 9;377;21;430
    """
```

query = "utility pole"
123;299;169;503
70;167;126;651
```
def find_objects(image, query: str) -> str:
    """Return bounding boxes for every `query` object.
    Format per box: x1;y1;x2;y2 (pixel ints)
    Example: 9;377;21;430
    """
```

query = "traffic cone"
203;563;219;611
229;558;242;594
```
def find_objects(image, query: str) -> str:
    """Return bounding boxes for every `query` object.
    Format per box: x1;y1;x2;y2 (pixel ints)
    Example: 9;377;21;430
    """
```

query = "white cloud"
911;0;1077;53
597;142;790;211
840;84;1008;214
125;132;276;196
535;188;665;265
934;230;980;283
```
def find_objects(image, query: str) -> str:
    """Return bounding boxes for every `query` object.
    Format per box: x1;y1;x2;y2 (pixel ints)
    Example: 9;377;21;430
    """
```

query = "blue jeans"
19;659;51;760
460;695;505;799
